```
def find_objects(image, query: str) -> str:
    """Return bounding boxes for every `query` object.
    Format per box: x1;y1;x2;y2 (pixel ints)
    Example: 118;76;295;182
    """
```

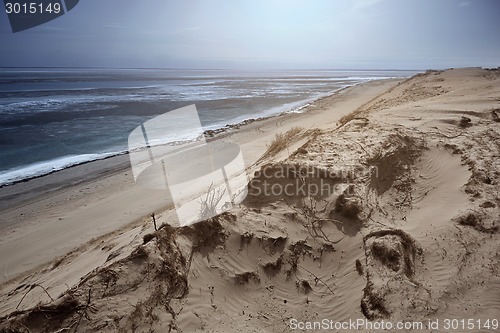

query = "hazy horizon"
0;66;427;70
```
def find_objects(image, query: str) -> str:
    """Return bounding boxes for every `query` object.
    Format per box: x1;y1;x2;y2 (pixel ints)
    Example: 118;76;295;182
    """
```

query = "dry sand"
1;68;499;332
0;78;393;284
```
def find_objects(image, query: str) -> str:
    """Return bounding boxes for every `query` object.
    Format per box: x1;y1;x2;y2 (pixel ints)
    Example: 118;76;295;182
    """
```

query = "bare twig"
296;263;335;296
73;289;92;333
198;183;226;221
16;284;54;310
151;213;157;231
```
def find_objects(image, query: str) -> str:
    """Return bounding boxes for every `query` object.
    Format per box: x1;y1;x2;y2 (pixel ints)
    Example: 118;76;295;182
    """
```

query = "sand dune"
1;68;499;332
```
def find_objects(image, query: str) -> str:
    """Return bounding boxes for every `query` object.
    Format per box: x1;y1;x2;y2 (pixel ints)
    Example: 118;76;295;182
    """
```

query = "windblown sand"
1;68;499;332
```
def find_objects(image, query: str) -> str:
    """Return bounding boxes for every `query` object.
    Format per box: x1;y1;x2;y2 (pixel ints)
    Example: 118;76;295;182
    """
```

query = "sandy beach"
1;68;499;332
0;78;395;284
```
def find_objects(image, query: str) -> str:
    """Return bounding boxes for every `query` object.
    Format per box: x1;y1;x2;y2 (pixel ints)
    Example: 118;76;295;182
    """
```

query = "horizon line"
0;66;431;71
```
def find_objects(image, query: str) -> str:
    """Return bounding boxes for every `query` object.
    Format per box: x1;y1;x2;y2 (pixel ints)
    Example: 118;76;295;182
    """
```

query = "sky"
0;0;499;69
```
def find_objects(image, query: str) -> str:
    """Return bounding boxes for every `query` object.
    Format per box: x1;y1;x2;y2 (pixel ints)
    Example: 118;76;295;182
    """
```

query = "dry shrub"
181;218;227;253
480;201;496;208
51;256;65;270
0;294;80;333
355;259;364;275
361;282;390;320
296;147;308;155
371;239;401;272
285;256;299;279
260;236;287;254
143;233;156;244
454;210;499;234
335;193;361;219
234;271;260;284
239;232;254;249
129;246;148;260
364;229;421;278
367;132;423;196
288;240;312;257
443;143;462;155
491;109;500;122
321;243;336;253
197;184;226;222
459;116;472;128
262;255;283;278
458;211;480;227
296;280;312;294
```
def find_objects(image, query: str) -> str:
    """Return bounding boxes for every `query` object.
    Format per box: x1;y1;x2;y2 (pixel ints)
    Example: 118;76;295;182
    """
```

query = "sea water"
0;68;418;186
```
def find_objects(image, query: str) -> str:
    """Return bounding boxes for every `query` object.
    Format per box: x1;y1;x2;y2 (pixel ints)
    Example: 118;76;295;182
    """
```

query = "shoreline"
0;84;356;188
0;78;400;284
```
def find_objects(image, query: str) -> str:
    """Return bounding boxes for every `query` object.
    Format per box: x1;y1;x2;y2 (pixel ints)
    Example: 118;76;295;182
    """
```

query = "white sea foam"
0;152;123;187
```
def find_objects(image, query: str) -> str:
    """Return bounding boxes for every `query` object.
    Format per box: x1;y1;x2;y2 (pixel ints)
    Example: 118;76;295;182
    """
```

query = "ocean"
0;68;418;186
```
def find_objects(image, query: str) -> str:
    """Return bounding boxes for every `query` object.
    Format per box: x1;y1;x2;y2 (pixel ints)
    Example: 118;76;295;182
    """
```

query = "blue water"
0;68;418;186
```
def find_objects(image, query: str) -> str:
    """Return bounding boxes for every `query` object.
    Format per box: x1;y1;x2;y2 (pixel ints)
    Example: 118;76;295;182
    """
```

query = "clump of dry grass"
296;280;312;294
129;246;148;260
454;210;499;234
239;232;254;250
261;255;283;277
260;127;303;161
182;218;227;253
143;233;156;244
197;184;226;222
234;271;260;284
0;294;80;333
491;109;500;122
361;282;390;320
335;193;361;219
260;235;287;254
371;239;402;272
355;259;364;275
296;147;308;155
364;229;422;279
459;116;472;128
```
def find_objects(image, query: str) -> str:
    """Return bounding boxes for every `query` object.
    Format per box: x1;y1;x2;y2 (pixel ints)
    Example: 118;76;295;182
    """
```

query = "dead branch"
16;284;54;310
